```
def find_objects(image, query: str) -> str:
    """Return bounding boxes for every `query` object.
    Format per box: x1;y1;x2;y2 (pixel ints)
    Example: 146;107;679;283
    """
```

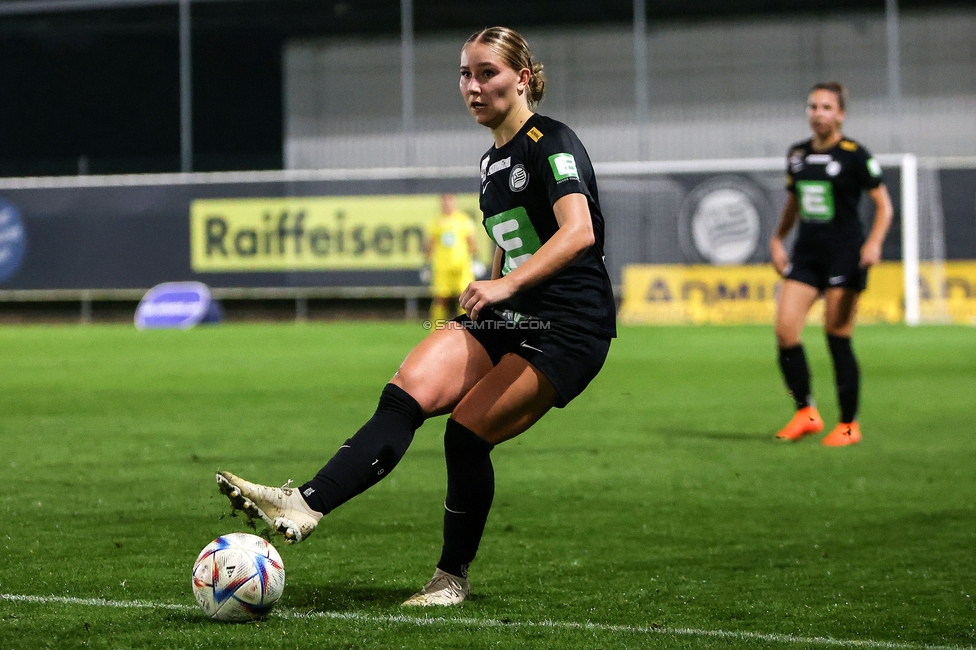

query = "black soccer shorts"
785;242;868;293
453;309;611;408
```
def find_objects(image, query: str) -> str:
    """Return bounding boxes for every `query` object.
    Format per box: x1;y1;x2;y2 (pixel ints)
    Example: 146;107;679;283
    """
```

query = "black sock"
299;383;425;515
778;344;812;410
827;335;860;423
437;419;495;580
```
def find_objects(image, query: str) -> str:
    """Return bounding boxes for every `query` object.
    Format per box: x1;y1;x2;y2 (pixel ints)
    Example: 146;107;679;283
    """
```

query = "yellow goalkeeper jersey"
429;210;475;270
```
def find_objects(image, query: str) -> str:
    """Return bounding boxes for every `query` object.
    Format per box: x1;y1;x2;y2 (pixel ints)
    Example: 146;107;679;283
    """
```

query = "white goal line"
1;592;967;650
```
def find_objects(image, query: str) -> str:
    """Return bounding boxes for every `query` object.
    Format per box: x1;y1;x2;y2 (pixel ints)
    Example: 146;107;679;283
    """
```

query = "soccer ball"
191;532;285;622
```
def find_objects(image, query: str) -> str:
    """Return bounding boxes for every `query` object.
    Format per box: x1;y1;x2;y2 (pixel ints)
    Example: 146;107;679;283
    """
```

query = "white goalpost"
898;153;920;326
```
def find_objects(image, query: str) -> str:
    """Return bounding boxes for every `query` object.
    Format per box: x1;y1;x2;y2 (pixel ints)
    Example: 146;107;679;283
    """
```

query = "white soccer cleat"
216;470;322;544
401;568;470;607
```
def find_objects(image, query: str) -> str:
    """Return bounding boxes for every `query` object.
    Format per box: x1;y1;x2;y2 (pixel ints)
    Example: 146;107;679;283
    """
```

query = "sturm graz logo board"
677;176;773;265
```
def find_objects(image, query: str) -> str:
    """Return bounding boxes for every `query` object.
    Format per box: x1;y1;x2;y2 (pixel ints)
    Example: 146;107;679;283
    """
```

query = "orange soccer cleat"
775;406;824;441
822;421;862;447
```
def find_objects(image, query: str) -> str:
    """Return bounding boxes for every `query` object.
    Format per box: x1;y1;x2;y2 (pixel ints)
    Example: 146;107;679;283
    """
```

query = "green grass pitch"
0;322;973;649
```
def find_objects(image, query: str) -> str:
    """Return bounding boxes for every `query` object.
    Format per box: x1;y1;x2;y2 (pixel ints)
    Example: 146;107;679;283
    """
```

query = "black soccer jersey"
478;113;616;338
785;137;884;249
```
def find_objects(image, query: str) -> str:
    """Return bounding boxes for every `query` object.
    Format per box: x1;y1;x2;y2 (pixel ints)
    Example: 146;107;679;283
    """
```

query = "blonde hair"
465;27;546;107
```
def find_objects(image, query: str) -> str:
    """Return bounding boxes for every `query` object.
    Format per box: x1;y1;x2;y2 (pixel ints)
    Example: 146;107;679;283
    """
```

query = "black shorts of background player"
770;82;893;447
215;26;616;606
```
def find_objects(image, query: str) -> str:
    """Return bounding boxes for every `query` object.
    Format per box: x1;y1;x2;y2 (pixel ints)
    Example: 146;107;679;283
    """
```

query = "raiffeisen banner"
191;194;480;272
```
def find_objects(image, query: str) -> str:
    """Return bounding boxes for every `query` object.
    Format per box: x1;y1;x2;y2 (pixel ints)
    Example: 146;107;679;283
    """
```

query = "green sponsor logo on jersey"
484;207;543;275
548;153;579;182
867;157;882;178
796;181;835;221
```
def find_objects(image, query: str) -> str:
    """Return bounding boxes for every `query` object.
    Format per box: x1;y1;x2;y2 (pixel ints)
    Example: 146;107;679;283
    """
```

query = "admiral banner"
191;193;482;272
619;262;976;325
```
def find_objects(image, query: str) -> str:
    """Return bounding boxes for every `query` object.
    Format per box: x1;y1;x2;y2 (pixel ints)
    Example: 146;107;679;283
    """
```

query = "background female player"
424;193;479;323
215;26;616;606
771;82;892;446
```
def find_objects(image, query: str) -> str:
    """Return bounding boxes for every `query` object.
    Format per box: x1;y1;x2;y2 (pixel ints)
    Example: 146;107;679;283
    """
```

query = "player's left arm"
860;184;893;267
499;192;594;290
460;193;594;320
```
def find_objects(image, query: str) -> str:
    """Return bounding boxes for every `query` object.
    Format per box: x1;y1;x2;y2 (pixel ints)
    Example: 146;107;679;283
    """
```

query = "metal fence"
286;8;976;169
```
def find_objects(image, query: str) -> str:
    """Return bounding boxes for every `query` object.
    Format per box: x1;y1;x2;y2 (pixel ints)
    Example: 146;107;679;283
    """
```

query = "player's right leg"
776;406;824;441
774;280;823;440
215;382;428;544
216;471;323;544
216;323;494;543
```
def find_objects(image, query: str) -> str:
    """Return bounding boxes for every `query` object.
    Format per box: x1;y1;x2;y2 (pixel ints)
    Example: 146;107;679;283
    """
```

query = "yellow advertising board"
620;262;976;325
924;261;976;324
190;193;489;272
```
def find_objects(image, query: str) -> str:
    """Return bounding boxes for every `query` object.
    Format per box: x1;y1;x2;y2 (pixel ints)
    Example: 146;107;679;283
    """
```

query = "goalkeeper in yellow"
425;194;479;323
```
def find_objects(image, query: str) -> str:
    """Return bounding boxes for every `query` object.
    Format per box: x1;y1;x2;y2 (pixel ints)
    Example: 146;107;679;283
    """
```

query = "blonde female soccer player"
771;82;892;446
215;26;616;605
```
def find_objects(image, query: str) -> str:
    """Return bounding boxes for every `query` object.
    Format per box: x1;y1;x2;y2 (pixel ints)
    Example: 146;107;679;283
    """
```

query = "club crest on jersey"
789;149;805;173
825;161;841;176
509;164;529;192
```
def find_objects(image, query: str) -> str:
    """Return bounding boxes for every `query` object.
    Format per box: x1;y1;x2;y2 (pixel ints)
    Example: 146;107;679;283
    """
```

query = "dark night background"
0;0;969;177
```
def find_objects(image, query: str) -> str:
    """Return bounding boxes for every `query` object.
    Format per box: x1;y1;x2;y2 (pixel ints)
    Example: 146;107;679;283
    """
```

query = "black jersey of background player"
786;137;883;249
479;113;616;338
